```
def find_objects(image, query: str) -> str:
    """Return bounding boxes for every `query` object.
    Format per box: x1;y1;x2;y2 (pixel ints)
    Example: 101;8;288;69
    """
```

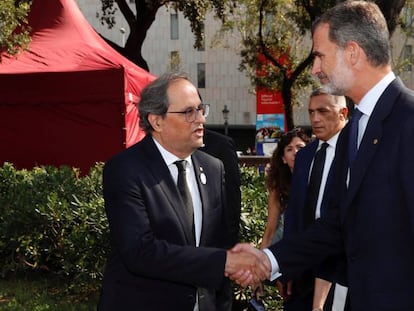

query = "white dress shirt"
152;138;203;311
152;138;203;246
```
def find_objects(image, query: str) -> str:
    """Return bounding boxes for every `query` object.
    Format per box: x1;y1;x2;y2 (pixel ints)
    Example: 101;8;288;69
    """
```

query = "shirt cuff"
263;248;282;281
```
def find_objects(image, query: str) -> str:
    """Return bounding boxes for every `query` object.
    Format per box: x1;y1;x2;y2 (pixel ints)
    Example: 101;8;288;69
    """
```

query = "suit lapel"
296;141;318;229
190;152;210;244
141;136;195;244
345;79;401;206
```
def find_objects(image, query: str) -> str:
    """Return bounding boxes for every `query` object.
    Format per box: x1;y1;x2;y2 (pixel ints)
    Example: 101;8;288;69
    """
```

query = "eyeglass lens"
186;104;209;122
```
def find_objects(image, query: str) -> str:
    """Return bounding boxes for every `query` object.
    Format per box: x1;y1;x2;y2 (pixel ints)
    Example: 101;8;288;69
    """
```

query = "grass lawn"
0;274;99;311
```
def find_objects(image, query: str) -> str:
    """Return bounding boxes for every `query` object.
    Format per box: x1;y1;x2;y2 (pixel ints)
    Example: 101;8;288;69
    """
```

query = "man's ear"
340;107;349;120
346;41;360;66
148;113;162;132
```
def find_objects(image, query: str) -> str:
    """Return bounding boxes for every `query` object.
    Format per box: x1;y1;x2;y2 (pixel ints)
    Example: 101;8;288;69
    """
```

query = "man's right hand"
224;243;271;287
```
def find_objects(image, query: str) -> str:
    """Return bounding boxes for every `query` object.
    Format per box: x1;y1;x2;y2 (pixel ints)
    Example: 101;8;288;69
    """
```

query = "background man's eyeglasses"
167;104;210;123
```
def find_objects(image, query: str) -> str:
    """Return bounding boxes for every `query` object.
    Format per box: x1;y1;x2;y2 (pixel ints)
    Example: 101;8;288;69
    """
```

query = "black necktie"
174;160;194;230
304;142;328;227
348;108;363;167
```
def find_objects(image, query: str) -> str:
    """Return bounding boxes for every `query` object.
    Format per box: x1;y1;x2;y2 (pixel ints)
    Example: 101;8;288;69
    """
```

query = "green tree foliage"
0;0;31;62
97;0;228;71
0;163;108;293
216;0;406;130
392;1;414;74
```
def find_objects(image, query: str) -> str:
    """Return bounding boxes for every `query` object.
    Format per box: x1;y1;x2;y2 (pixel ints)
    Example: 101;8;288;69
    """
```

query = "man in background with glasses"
98;72;268;311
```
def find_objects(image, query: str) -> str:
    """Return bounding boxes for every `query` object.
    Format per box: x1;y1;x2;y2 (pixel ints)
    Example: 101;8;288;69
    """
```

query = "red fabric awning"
0;0;155;173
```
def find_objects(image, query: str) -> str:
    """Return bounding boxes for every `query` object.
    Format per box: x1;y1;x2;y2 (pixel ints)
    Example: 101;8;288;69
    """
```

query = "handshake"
224;243;272;288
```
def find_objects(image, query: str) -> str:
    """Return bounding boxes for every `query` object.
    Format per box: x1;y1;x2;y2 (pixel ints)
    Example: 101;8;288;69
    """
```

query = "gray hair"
312;1;390;67
138;72;191;133
310;87;347;109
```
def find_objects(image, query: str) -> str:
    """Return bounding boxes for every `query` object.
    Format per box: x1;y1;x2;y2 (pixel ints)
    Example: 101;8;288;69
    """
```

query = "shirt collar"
318;130;340;149
152;137;192;167
357;71;395;117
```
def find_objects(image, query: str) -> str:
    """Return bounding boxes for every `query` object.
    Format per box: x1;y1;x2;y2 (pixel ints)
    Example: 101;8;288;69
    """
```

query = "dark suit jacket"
98;135;231;311
283;139;345;303
270;78;414;310
200;129;241;246
285;140;321;235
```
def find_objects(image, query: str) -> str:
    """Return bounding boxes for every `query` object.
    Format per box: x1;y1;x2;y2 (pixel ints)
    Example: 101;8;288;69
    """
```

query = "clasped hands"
225;243;271;288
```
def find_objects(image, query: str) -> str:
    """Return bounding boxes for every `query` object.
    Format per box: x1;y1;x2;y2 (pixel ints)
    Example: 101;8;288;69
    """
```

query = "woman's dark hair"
265;128;310;211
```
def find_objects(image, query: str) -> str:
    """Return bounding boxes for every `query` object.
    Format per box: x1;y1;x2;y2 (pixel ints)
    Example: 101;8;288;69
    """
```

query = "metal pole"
222;105;229;136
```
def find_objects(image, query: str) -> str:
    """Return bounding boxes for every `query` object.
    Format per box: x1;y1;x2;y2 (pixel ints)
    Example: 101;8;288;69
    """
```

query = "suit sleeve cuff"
263;248;282;281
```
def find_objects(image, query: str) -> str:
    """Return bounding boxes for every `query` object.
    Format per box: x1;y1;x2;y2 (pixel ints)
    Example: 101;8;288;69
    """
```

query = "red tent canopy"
0;0;155;173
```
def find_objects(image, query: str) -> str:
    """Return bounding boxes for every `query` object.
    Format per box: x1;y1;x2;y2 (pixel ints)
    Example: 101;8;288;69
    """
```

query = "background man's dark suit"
281;141;323;309
285;140;322;234
200;129;241;246
270;79;414;310
98;135;231;310
283;139;343;309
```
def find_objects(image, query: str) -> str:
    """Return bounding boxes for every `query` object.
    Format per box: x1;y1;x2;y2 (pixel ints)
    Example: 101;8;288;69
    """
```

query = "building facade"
77;1;414;151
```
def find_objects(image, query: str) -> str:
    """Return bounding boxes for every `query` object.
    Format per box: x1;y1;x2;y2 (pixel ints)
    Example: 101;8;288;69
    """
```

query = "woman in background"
260;128;311;249
253;129;310;305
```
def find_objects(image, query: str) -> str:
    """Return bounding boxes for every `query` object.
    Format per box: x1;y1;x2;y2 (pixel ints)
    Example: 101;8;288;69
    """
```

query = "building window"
197;63;206;88
198;22;205;51
169;51;181;71
170;13;179;40
403;45;412;72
